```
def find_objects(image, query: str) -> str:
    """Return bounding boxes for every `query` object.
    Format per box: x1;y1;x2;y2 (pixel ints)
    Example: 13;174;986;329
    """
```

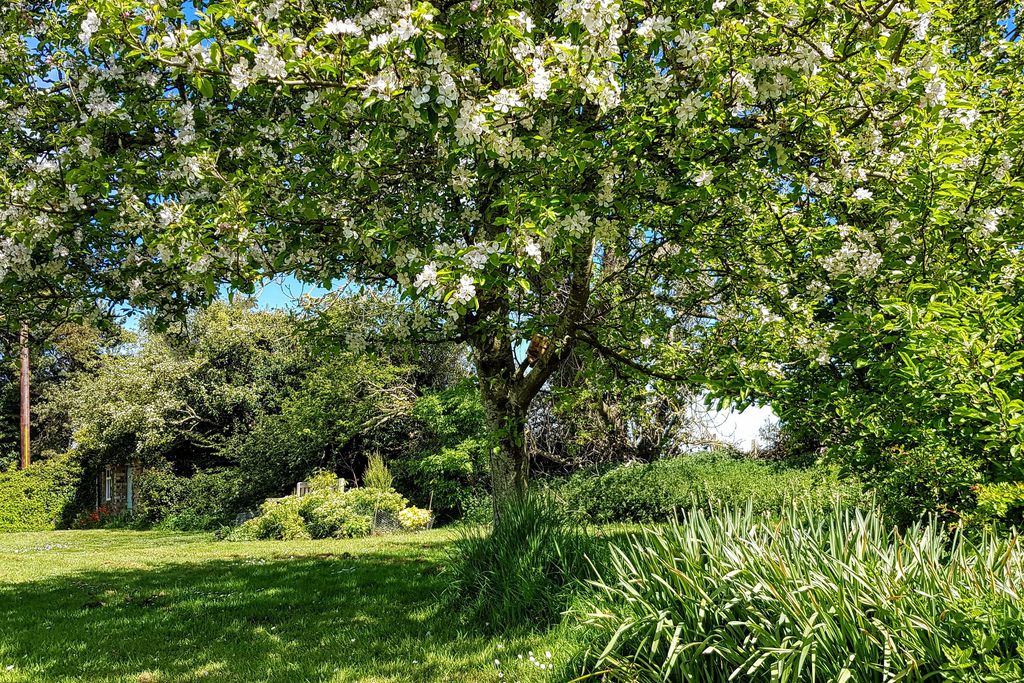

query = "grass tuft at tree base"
444;491;604;633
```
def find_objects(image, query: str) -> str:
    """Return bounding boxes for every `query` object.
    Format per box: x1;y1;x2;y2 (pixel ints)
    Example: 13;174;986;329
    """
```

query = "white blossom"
636;16;671;39
414;262;440;291
449;274;477;307
529;60;552;100
675;92;702;125
86;89;118;117
324;18;362;36
913;12;932;41
229;60;252;91
524;240;543;264
462;247;488;270
251;43;287;81
921;77;946;108
455;103;486;145
79;11;100;46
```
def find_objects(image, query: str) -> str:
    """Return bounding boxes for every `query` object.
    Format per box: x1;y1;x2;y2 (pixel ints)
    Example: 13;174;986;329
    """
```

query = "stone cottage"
95;462;142;512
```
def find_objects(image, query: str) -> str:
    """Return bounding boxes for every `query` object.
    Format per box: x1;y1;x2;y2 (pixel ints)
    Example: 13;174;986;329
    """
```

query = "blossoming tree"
2;0;1021;510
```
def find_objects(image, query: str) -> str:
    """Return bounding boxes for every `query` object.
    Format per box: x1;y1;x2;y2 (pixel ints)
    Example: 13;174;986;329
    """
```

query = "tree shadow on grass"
0;547;501;682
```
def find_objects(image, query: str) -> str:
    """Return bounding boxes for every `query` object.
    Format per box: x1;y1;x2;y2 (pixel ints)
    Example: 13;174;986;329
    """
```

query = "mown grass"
0;529;569;683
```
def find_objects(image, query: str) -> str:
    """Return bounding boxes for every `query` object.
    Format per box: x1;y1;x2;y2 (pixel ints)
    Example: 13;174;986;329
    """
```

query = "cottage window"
104;468;112;502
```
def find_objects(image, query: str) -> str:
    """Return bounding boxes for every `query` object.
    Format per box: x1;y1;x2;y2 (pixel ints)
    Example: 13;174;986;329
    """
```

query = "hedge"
0;454;81;533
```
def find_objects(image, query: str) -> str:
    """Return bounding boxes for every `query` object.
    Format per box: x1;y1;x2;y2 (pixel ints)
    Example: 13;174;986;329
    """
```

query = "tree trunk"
467;236;591;525
483;392;528;518
472;326;530;524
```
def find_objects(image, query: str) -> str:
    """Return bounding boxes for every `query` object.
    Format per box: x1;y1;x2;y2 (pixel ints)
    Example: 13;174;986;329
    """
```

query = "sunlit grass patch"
0;529;567;682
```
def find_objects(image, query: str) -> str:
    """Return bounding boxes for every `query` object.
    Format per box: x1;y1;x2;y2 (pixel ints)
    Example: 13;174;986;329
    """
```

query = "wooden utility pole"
19;323;30;469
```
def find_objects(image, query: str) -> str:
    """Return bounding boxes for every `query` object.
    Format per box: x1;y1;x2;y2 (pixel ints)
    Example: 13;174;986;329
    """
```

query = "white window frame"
126;467;134;511
104;468;112;502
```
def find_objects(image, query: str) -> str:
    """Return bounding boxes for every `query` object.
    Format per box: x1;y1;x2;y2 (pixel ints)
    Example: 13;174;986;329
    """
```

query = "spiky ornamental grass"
579;503;1024;682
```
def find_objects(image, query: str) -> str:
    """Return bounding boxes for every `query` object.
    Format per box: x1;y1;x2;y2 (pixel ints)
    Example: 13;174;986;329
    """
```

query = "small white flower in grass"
852;187;873;201
641;336;653;348
546;651;552;658
324;18;362;35
713;0;728;10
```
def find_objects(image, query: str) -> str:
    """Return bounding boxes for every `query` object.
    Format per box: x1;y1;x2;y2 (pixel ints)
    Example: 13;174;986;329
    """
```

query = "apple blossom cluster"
821;227;883;281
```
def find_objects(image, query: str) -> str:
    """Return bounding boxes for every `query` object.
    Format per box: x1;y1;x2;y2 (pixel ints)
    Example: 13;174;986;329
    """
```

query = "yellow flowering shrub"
398;506;432;530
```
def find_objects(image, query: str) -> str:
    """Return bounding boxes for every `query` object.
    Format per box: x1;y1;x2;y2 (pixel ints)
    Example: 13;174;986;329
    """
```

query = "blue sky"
244;276;330;310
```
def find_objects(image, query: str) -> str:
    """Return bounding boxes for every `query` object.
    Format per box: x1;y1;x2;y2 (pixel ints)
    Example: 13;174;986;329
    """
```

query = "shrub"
394;438;487;519
392;382;489;519
362;453;393;491
343;487;407;517
445;492;598;631
306;469;345;493
550;452;862;524
236;496;309;540
579;502;1024;682
298;491;371;539
132;464;185;524
0;454;81;532
873;440;982;527
397;506;432;530
972;482;1024;528
225;484;416;541
133;465;241;530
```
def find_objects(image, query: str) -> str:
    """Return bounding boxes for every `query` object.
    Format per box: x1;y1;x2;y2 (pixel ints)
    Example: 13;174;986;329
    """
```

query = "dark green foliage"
52;302;306;473
0;454;81;532
549;452;862;524
580;503;1024;682
874;439;983;527
750;284;1024;527
34;297;468;527
132;466;242;531
445;492;598;631
223;353;418;508
393;381;489;519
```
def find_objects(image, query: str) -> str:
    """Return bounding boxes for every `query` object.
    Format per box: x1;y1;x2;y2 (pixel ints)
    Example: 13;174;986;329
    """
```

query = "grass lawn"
0;529;570;683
